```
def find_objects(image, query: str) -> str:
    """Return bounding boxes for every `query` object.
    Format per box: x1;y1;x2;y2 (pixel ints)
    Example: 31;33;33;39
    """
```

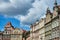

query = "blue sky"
0;0;60;31
0;15;20;31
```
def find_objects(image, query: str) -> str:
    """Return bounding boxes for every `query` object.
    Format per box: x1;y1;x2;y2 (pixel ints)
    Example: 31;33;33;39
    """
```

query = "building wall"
30;18;45;40
26;37;30;40
30;22;40;40
0;34;3;40
39;19;45;40
3;34;11;40
51;18;60;40
11;28;22;40
39;28;45;40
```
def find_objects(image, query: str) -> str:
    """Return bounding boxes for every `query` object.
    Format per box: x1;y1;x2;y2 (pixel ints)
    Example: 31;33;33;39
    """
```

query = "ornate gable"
45;7;52;23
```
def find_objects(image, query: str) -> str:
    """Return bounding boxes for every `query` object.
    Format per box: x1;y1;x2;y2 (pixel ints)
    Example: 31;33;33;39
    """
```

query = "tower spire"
54;0;57;6
47;7;51;13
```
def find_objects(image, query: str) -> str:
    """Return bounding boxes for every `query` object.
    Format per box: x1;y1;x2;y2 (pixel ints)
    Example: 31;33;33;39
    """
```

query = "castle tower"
53;0;58;10
53;0;58;18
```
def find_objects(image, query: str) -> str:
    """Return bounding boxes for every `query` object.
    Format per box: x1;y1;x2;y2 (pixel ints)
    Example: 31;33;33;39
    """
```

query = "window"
52;20;59;28
7;27;11;30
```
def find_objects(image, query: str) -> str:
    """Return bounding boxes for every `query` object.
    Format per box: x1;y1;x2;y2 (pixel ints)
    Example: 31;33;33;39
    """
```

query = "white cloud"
15;0;54;25
0;0;34;16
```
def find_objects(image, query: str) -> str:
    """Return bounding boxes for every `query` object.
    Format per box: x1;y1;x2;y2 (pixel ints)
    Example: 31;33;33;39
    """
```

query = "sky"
0;0;60;31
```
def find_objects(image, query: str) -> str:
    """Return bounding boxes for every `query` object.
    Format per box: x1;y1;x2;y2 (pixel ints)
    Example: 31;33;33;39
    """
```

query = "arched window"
14;31;18;34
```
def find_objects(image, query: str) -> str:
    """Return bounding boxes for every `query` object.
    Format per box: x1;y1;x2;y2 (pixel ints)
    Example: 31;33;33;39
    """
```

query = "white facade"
39;19;45;40
30;18;45;40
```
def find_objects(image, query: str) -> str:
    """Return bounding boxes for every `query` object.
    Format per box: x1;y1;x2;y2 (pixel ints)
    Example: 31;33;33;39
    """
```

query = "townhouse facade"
30;21;40;40
30;0;60;40
45;7;52;40
45;0;60;40
0;22;23;40
30;18;45;40
0;31;3;40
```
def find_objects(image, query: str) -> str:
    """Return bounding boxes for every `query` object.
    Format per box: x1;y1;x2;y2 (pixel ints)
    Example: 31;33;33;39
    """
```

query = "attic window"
7;23;10;25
